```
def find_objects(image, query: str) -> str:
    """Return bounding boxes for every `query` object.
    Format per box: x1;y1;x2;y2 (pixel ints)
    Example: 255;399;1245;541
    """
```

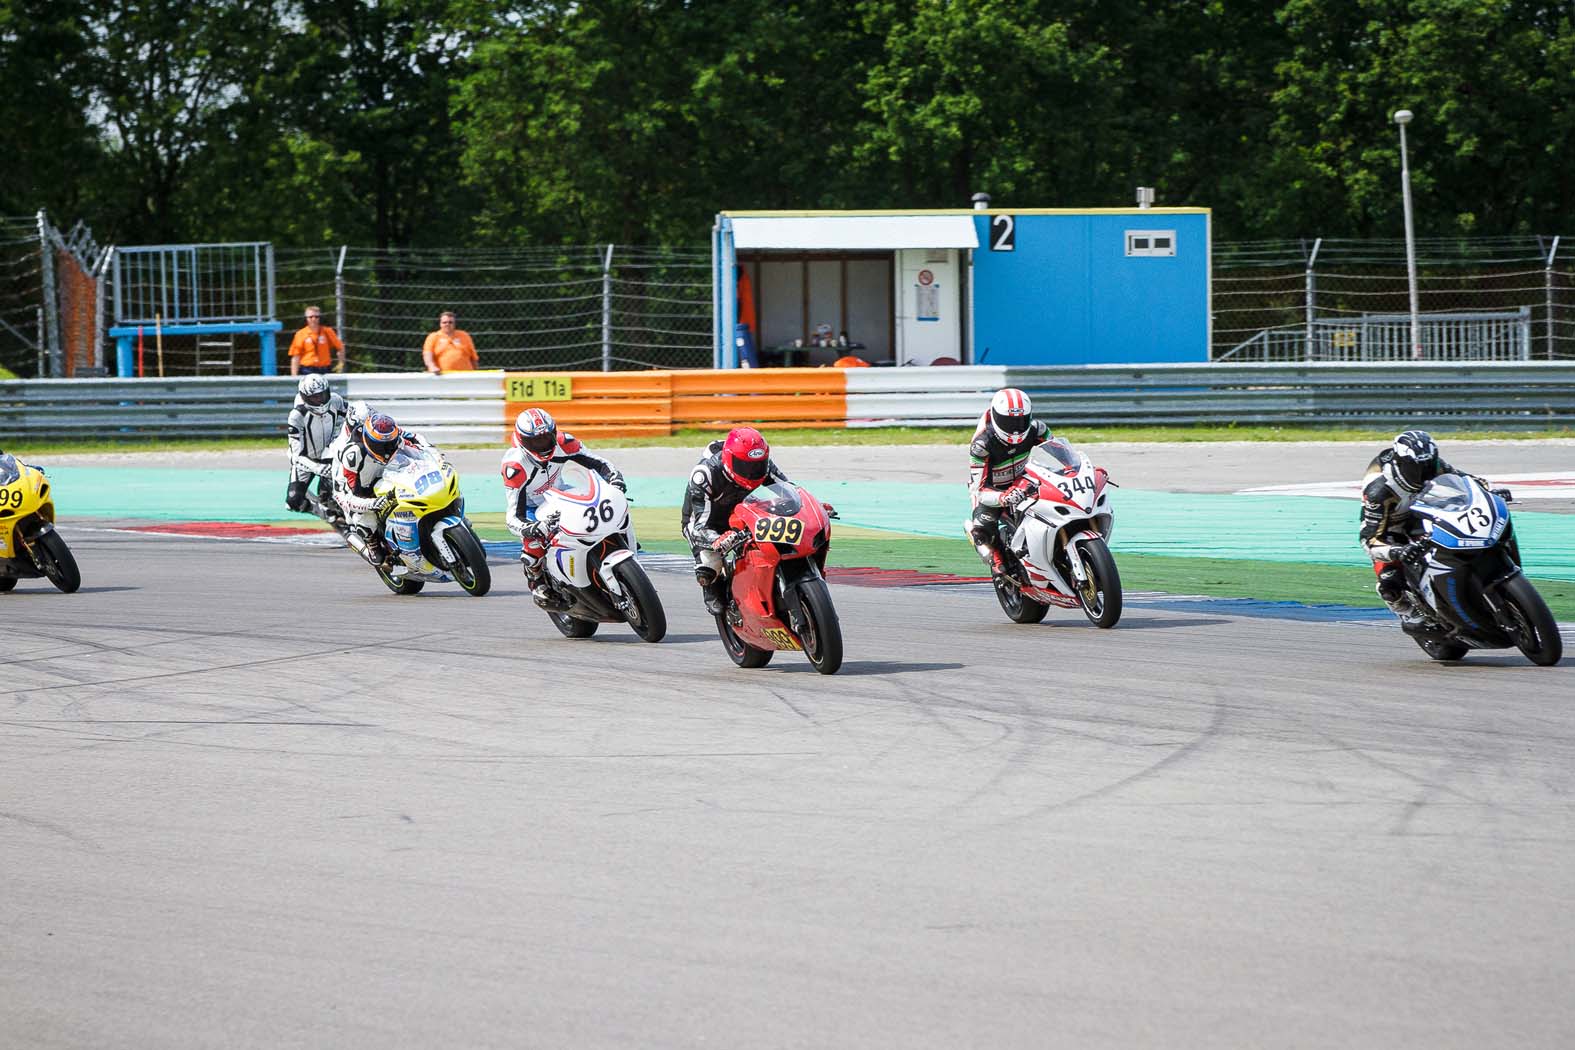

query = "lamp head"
1393;109;1413;125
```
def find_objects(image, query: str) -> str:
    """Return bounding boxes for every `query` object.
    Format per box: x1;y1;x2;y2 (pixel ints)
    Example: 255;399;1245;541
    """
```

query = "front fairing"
377;446;462;519
0;456;55;559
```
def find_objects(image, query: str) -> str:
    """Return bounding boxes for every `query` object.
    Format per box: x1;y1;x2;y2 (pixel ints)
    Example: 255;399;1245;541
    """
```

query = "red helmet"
720;427;771;489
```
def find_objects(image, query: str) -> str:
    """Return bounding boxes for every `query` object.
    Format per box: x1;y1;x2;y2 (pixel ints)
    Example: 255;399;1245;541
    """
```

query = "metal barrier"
1222;310;1533;362
6;364;1575;439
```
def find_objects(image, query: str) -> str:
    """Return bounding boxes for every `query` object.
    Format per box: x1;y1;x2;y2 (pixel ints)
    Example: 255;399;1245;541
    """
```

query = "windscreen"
0;454;18;487
743;481;803;516
549;462;597;499
1031;438;1082;473
1414;473;1473;513
386;444;439;477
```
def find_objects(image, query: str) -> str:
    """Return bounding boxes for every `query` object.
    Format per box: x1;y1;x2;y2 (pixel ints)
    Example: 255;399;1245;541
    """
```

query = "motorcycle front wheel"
445;527;492;597
612;558;666;642
1075;537;1122;629
1498;575;1562;666
796;577;843;675
35;531;81;594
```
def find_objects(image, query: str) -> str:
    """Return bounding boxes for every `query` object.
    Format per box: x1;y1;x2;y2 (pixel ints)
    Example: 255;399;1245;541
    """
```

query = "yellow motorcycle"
0;452;81;593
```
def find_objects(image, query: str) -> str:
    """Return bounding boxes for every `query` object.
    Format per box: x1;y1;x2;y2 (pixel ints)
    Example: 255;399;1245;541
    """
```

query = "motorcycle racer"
1360;429;1489;619
332;412;425;570
967;388;1052;575
681;427;791;614
501;407;626;605
284;374;347;517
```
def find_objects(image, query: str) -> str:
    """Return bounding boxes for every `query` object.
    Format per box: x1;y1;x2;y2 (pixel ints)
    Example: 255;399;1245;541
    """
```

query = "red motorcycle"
714;481;843;675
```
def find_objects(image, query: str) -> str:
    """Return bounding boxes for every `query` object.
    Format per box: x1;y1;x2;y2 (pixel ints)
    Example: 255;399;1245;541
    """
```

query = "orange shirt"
289;324;343;367
424;328;479;372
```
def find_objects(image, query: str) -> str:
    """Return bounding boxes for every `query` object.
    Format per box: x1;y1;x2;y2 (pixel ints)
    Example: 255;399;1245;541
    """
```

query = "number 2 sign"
989;214;1015;252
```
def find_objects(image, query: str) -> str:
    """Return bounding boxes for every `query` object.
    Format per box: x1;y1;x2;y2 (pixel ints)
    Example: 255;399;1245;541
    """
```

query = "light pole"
1394;108;1422;359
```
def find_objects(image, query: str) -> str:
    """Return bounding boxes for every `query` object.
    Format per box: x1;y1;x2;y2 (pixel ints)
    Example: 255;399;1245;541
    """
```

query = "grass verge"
10;423;1575;456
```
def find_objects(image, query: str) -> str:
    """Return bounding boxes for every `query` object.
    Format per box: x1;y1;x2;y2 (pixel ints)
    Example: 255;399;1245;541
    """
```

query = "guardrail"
5;363;1575;441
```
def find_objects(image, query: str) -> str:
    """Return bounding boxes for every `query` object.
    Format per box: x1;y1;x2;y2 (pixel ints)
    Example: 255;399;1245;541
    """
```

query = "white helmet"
297;374;333;415
988;388;1034;445
344;400;373;432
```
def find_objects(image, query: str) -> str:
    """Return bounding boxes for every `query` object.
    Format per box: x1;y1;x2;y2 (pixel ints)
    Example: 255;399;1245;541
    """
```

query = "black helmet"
1389;430;1439;492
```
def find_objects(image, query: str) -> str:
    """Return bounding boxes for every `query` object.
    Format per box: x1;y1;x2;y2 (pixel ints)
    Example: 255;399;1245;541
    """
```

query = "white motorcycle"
533;463;666;642
984;437;1122;628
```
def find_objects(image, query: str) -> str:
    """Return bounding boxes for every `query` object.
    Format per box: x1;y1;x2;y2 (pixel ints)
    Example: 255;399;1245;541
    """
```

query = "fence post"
601;244;614;372
1548;236;1561;361
334;244;348;361
1304;237;1321;362
36;210;62;378
93;248;111;372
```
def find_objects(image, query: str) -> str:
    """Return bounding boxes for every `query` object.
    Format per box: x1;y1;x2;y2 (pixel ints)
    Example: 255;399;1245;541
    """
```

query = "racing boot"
702;578;728;616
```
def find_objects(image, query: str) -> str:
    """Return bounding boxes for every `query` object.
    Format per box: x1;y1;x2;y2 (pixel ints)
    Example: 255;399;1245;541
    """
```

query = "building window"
1126;230;1177;257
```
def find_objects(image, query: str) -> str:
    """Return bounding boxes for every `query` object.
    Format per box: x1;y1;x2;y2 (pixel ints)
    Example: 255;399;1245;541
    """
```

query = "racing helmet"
344;400;372;432
360;412;403;464
989;388;1034;445
1389;429;1439;492
297;374;332;414
513;407;558;463
720;427;771;490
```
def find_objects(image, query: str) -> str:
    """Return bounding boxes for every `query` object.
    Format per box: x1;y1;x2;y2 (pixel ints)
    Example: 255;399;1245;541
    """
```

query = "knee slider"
285;480;308;511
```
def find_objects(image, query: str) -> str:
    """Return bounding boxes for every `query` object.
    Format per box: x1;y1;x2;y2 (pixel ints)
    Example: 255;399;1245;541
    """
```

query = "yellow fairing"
0;459;55;558
383;464;462;516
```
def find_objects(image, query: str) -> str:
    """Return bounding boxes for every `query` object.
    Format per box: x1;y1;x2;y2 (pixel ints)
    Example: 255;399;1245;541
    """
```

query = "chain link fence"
275;245;713;373
0;216;45;377
1214;236;1574;361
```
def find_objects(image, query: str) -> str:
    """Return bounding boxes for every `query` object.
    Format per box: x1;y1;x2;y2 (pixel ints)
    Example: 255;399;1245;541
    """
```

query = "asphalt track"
4;519;1574;1048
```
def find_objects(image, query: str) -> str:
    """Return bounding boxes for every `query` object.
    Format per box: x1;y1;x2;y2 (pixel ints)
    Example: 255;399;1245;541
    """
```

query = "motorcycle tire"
716;612;772;668
446;527;492;597
1076;537;1122;629
0;576;16;592
994;575;1048;624
377;566;425;595
36;531;81;594
550;612;599;638
797;577;843;675
613;558;666;643
1498;575;1562;666
1412;635;1469;662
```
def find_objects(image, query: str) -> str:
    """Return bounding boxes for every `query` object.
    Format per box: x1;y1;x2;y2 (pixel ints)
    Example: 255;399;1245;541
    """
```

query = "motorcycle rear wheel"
36;531;81;594
377;566;424;595
445;527;492;597
797;578;843;675
1499;575;1562;666
550;612;599;638
0;576;16;592
994;575;1049;624
613;558;666;642
716;612;772;668
1076;537;1122;629
1412;635;1469;662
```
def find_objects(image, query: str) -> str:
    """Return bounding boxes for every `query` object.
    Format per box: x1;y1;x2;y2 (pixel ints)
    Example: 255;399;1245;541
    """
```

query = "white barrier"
845;366;1004;426
345;371;505;444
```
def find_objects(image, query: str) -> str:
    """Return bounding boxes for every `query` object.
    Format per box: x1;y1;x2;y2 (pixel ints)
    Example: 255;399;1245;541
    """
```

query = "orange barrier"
503;369;848;438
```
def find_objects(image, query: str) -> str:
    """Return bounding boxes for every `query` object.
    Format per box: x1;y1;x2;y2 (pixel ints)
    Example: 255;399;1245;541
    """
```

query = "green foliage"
5;0;1574;244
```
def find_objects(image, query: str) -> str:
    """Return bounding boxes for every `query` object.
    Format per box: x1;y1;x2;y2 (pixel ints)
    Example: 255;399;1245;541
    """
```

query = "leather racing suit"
331;429;435;566
285;391;347;514
1359;447;1475;613
680;439;791;608
967;411;1051;572
501;433;625;590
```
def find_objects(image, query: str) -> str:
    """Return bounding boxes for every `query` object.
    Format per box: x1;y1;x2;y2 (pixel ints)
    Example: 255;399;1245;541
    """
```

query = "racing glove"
1002;481;1038;511
712;530;747;554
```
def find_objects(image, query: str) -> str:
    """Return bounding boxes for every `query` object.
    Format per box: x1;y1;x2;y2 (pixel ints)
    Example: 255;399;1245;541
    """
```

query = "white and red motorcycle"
983;437;1122;628
533;463;666;642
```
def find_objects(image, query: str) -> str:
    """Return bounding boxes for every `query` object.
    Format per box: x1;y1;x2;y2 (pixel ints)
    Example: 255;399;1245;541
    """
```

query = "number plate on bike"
752;516;804;544
763;626;802;650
